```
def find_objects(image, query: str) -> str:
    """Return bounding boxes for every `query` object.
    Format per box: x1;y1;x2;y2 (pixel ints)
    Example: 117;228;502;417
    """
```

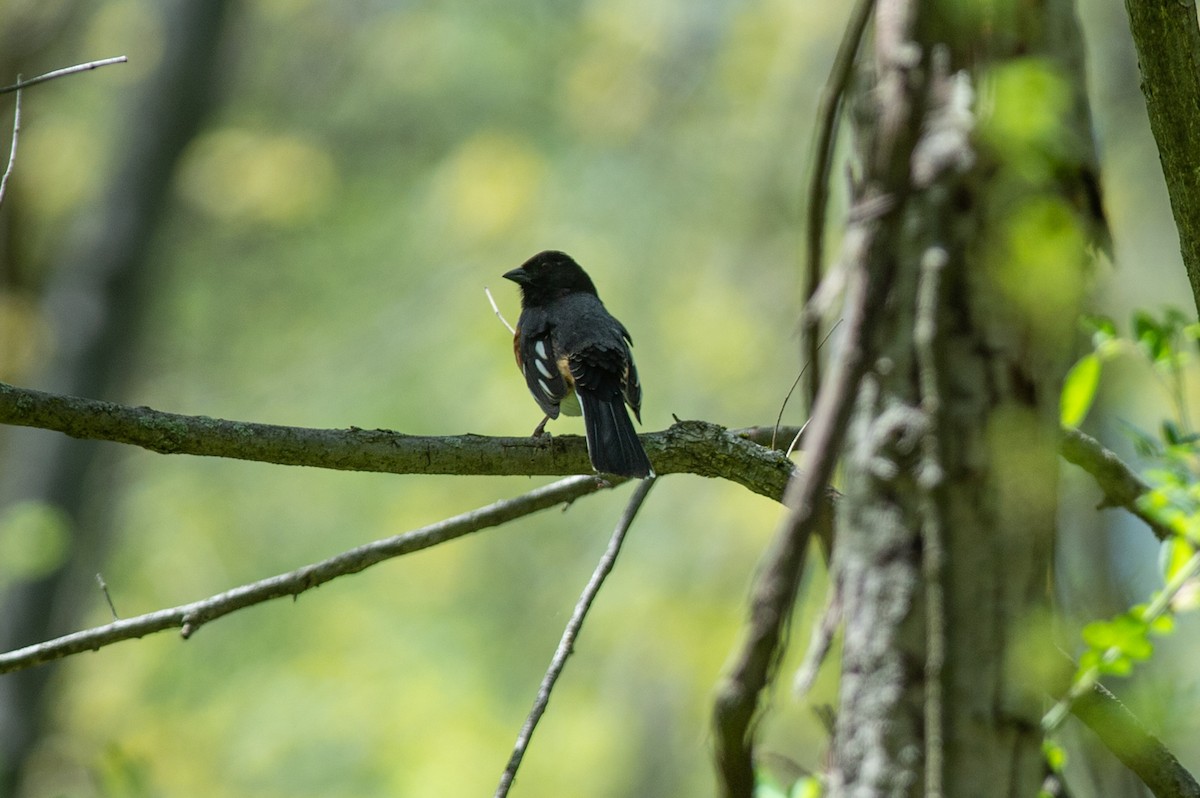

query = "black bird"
503;251;653;478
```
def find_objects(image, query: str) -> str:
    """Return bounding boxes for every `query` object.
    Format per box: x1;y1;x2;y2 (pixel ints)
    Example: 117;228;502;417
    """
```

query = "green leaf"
1149;614;1176;635
1134;310;1167;361
1164;307;1191;333
1042;739;1068;772
789;777;823;798
1103;655;1134;677
1081;613;1153;664
1081;313;1117;341
1061;353;1101;426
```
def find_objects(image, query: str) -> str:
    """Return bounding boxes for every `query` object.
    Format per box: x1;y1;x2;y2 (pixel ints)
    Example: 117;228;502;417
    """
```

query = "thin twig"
0;56;128;95
0;83;20;209
495;477;657;798
784;418;811;459
802;0;877;412
771;319;842;450
96;573;119;620
486;286;516;334
0;476;606;675
792;580;842;697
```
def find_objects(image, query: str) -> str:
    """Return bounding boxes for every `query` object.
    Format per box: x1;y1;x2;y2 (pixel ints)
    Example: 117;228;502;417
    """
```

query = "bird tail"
577;391;653;478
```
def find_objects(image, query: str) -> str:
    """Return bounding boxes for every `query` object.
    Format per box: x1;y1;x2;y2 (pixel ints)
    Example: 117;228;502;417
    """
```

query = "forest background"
0;1;1192;796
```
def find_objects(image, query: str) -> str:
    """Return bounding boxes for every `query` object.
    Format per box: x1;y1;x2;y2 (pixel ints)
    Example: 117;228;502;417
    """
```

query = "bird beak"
503;267;529;284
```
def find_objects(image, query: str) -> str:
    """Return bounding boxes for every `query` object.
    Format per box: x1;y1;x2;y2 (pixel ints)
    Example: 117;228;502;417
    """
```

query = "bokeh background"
0;1;1194;796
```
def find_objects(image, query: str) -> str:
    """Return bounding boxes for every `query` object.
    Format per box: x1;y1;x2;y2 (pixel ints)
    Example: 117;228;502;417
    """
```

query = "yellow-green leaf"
1060;352;1101;427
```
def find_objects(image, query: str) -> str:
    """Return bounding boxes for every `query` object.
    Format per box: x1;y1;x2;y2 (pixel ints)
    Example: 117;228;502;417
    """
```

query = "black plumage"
503;251;653;479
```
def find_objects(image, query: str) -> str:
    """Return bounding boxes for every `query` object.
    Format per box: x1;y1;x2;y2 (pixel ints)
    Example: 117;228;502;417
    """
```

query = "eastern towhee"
504;251;653;479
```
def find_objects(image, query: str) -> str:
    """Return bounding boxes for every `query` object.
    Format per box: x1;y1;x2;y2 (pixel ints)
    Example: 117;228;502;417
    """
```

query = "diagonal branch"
494;477;657;798
0;381;794;500
1122;0;1200;316
1072;683;1200;798
0;475;608;675
1060;427;1172;542
802;0;877;411
713;234;884;796
713;0;921;790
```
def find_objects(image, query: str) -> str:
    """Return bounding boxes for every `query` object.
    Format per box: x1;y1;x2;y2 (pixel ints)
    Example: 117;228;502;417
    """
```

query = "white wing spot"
535;359;553;379
537;378;554;399
534;340;548;360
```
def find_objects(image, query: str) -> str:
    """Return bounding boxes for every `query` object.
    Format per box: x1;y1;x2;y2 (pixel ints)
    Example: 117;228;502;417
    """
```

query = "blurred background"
0;1;1193;796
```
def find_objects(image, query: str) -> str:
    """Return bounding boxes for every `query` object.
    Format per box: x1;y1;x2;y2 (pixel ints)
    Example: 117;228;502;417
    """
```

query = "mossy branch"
0;381;794;501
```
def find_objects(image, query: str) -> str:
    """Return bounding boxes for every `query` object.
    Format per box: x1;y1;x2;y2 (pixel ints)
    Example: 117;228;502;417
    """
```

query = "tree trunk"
829;1;1099;794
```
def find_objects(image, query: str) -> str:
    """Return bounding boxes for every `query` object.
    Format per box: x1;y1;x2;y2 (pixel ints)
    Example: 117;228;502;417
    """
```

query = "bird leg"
531;415;551;437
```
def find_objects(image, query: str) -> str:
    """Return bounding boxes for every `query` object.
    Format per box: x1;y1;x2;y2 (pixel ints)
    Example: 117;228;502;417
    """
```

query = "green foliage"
1078;609;1159;678
1052;308;1200;725
1062;309;1200;430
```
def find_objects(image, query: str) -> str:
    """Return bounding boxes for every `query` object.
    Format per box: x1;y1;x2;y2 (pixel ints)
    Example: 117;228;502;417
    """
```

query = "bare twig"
771;319;842;450
0;475;607;675
0;56;128;95
713;251;878;797
0;84;20;209
494;478;657;798
714;0;917;788
784;419;810;459
792;581;842;697
802;0;877;412
486;286;516;334
95;573;119;620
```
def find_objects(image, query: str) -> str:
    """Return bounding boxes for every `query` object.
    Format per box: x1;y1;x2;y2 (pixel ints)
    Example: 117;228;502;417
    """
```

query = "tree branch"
0;381;794;501
0;56;128;95
1073;683;1200;798
713;0;920;790
0;475;609;675
802;0;876;410
1060;427;1171;542
494;477;657;798
712;220;885;796
1123;0;1200;316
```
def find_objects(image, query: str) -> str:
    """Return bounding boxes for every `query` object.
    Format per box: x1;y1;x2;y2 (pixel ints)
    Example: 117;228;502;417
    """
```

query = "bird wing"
515;321;571;419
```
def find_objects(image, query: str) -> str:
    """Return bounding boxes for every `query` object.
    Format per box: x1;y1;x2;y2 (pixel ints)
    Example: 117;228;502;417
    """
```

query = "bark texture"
829;0;1099;795
1123;0;1200;316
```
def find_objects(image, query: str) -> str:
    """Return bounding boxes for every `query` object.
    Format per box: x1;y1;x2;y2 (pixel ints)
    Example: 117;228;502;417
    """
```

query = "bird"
503;250;653;479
